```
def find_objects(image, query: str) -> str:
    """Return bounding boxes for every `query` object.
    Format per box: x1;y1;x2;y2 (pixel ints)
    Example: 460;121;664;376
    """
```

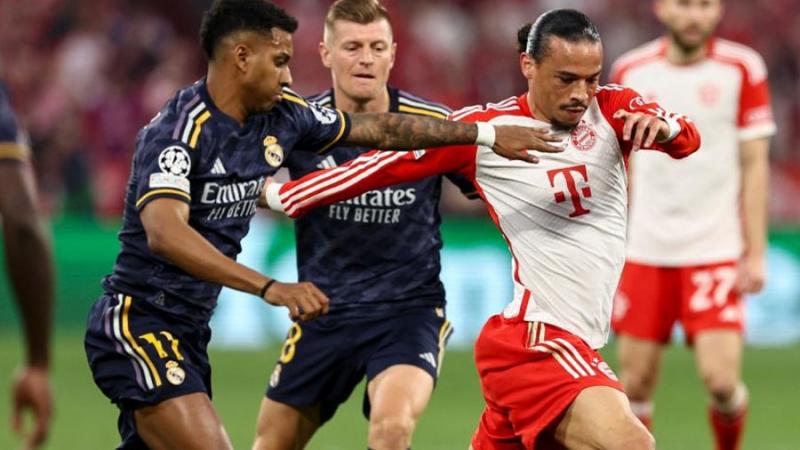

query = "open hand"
491;126;565;163
262;281;330;321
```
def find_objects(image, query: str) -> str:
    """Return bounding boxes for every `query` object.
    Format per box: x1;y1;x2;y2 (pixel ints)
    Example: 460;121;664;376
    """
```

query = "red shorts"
612;260;744;344
471;315;623;450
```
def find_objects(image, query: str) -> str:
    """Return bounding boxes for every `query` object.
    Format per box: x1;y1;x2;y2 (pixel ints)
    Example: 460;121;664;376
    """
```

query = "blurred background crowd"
1;0;798;220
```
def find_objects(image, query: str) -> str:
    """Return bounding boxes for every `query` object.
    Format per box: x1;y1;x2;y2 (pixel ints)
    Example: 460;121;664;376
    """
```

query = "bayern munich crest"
570;121;596;151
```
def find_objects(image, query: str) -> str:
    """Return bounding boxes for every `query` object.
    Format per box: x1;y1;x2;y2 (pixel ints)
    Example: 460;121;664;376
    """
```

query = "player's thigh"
693;330;743;390
364;308;452;418
368;364;434;421
253;397;320;450
552;386;654;450
134;392;232;450
616;335;664;395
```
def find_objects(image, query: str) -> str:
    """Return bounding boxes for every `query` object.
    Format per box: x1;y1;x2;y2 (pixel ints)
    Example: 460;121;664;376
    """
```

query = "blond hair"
323;0;392;42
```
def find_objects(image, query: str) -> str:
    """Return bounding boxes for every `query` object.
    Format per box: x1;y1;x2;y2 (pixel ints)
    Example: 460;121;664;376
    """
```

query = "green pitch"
0;332;797;449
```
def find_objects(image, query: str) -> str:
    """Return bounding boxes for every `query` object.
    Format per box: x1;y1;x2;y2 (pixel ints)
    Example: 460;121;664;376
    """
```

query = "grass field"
0;331;798;449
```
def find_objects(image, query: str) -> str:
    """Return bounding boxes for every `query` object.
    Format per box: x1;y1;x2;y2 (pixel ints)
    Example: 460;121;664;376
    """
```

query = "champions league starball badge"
158;145;192;176
263;135;284;167
165;360;186;385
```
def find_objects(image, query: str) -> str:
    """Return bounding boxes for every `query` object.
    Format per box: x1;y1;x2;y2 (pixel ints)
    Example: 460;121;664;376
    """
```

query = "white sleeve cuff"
475;122;496;148
656;115;681;143
739;122;777;142
265;182;285;213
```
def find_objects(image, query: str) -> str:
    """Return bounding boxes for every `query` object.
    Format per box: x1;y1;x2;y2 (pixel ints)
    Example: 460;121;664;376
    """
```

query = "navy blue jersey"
286;87;477;319
103;79;350;316
0;81;29;161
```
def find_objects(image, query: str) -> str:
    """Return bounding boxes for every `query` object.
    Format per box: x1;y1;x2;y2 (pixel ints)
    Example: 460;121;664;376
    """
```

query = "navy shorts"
84;293;212;449
265;306;454;424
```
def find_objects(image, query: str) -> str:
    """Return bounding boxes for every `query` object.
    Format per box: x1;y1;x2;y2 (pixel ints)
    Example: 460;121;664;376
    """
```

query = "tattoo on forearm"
346;113;477;149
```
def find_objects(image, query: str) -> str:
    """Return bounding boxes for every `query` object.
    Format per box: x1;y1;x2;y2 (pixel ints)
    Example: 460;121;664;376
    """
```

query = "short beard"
551;119;579;132
669;29;707;55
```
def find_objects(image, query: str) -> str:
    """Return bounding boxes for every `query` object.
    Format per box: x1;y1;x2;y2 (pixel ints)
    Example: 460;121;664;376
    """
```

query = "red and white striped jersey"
612;38;776;265
266;87;700;348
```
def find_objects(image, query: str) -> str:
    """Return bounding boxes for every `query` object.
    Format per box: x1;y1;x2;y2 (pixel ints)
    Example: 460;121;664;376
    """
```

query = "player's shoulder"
449;95;526;123
610;38;666;79
395;88;451;119
709;38;768;82
139;80;213;151
280;86;312;109
307;89;334;108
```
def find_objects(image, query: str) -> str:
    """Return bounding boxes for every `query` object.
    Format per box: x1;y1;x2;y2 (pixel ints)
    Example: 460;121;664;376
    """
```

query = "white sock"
712;383;748;415
630;400;654;418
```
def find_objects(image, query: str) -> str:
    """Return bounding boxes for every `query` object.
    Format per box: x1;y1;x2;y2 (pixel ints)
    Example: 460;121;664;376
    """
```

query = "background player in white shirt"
609;1;775;449
263;9;701;449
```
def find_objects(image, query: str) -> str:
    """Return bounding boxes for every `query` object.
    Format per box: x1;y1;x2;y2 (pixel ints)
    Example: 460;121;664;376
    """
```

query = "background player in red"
252;1;477;450
0;81;55;450
263;9;701;449
610;1;775;449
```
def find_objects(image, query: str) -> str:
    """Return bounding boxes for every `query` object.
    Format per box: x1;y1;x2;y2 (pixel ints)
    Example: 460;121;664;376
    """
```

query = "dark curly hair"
200;0;298;60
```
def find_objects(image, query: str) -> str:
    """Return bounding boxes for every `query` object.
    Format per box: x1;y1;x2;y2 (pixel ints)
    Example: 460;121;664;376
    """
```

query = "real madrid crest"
264;135;284;167
165;360;186;385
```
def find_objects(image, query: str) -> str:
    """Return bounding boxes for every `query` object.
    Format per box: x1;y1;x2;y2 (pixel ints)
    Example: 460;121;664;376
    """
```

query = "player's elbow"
145;227;173;256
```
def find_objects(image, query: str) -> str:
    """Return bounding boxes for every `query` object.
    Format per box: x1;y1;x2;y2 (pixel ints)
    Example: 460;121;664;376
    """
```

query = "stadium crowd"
1;0;798;219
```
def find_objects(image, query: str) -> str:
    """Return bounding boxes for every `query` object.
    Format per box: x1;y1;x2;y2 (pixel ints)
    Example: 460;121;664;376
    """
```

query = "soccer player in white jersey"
609;1;775;448
262;9;701;449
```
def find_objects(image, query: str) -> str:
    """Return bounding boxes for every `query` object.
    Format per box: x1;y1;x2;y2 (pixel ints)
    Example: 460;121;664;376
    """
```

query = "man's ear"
234;43;251;73
520;52;537;81
319;41;332;69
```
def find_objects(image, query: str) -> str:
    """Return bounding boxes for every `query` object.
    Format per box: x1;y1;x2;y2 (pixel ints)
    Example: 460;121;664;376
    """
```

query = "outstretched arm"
263;145;477;218
346;113;564;163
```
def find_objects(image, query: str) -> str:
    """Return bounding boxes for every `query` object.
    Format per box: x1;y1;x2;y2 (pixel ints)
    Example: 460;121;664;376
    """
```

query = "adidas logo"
211;158;226;175
316;155;337;169
419;352;437;369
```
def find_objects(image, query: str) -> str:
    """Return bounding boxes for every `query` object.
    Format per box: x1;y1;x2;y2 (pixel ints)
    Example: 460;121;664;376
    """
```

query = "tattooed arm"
346;112;563;163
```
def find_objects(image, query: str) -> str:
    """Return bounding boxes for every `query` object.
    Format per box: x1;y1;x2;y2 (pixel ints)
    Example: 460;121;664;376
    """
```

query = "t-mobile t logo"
547;165;592;217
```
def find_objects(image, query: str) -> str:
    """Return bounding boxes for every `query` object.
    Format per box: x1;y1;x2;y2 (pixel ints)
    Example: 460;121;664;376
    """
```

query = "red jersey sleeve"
267;143;477;218
735;52;776;141
596;84;701;159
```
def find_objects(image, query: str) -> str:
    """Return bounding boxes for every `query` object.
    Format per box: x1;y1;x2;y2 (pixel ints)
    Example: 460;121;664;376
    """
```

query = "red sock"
637;414;653;431
709;406;747;450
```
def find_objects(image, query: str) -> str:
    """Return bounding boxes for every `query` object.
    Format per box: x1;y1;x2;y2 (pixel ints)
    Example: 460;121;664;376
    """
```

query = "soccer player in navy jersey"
252;2;477;450
0;80;55;450
82;0;563;448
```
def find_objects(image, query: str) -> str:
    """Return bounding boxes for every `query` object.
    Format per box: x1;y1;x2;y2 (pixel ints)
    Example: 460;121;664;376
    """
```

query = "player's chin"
554;115;582;130
260;98;281;112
